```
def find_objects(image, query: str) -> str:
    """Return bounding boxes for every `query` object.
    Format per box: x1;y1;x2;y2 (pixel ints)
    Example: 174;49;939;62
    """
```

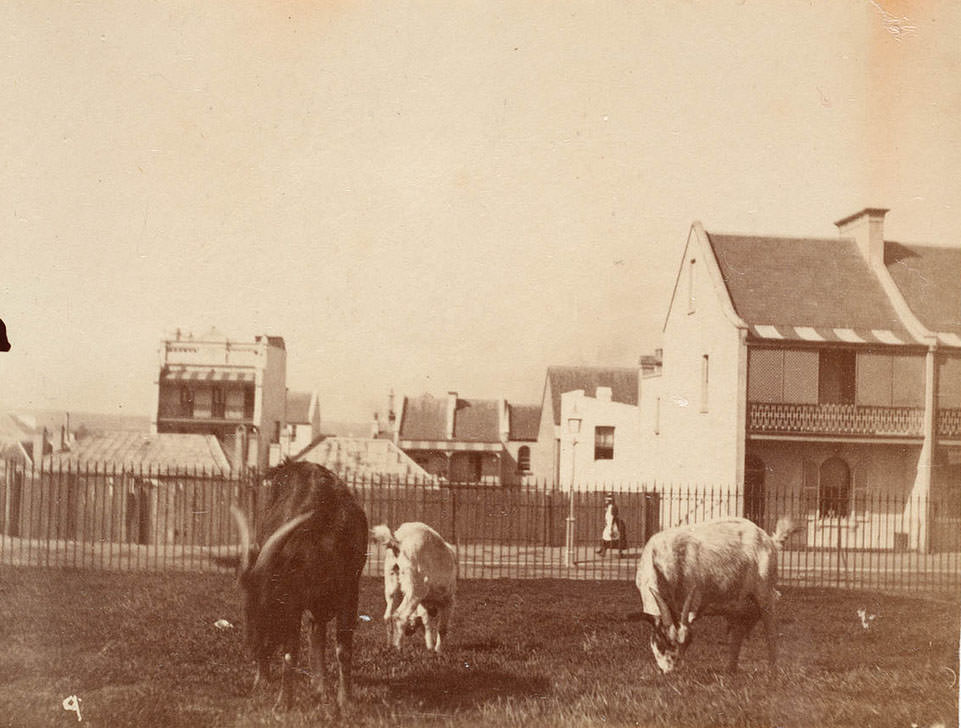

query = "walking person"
595;493;628;558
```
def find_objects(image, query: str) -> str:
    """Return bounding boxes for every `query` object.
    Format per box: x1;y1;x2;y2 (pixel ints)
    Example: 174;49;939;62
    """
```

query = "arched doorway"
744;454;766;525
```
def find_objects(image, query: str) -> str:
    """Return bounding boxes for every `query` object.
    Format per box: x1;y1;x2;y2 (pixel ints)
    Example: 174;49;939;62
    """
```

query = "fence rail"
0;460;958;595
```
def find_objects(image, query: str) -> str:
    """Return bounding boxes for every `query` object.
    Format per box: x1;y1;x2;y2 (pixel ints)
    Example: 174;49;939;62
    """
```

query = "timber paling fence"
0;460;958;595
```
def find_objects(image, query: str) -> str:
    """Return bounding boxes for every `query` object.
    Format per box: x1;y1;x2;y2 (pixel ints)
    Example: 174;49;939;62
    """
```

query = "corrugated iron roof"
296;436;432;481
44;431;231;473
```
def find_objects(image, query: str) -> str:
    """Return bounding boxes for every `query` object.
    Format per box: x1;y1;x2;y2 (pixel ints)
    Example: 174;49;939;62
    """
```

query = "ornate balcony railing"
748;402;925;437
938;408;961;438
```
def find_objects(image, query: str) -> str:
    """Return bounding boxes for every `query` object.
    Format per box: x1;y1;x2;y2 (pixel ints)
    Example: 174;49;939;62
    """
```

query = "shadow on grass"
378;666;551;711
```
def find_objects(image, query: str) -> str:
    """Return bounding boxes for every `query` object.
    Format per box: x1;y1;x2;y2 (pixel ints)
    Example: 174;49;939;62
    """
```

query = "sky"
1;0;959;424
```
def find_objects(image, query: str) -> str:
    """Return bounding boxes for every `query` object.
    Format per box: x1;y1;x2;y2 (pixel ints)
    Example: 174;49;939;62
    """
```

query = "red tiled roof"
44;431;231;473
546;367;639;426
885;242;961;337
508;404;541;441
707;233;915;341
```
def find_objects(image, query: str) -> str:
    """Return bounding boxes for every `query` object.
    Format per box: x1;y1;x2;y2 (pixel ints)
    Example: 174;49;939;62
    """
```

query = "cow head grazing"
644;588;697;674
229;505;314;668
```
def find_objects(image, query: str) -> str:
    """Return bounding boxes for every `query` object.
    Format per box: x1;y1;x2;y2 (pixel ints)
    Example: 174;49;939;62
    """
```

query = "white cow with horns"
635;516;797;674
370;521;458;653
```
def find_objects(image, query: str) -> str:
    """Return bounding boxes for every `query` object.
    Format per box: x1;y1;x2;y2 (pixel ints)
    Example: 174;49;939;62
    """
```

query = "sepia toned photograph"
0;1;958;726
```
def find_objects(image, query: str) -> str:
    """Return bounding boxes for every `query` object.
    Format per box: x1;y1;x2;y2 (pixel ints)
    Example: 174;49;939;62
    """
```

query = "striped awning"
399;440;504;453
163;366;255;382
747;325;924;346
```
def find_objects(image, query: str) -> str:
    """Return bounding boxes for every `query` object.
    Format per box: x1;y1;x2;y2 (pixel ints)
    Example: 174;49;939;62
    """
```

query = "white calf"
371;522;457;653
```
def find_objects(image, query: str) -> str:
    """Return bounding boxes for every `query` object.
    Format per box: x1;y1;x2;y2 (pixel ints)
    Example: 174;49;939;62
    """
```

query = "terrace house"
396;392;540;485
650;208;960;551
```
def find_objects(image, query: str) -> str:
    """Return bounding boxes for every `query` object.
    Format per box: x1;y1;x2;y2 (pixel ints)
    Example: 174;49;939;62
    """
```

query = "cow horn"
230;505;253;572
680;588;698;625
252;511;315;573
650;587;675;628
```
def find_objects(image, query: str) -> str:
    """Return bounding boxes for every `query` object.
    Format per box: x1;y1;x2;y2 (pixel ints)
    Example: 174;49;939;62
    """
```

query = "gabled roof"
706;233;918;344
44;431;231;474
452;399;500;442
885;243;961;339
286;391;315;425
545;366;639;426
508;404;541;441
398;394;503;443
398;394;447;440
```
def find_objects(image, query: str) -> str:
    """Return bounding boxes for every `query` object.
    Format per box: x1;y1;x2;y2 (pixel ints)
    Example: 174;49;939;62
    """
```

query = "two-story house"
395;392;540;485
650;208;960;551
151;328;287;470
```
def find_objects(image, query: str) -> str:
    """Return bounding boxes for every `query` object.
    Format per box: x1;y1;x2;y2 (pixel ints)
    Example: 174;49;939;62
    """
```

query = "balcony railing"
938;408;961;438
748;402;924;437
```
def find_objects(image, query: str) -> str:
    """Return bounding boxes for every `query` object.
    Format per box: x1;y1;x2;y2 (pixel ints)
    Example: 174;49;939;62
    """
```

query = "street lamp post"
565;415;582;568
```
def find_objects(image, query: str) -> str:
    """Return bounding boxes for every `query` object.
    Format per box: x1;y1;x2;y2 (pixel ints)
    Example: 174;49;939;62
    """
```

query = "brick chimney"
835;208;889;265
446;392;457;440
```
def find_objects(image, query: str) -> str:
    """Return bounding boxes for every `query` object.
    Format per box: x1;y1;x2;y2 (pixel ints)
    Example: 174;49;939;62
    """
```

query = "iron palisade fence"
0;459;957;595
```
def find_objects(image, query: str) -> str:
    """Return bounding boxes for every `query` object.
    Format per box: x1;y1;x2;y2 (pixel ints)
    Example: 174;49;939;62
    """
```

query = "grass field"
0;567;957;728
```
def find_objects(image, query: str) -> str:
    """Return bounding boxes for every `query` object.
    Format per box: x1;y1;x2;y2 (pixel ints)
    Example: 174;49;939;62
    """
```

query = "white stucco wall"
655;226;745;490
558;388;646;491
748;440;923;549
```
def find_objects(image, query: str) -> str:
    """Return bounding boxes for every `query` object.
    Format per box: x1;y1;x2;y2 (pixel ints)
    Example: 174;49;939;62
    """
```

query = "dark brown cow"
222;461;368;712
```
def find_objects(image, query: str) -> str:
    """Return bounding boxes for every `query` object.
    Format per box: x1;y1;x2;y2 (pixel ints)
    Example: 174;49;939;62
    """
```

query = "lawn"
0;567;956;728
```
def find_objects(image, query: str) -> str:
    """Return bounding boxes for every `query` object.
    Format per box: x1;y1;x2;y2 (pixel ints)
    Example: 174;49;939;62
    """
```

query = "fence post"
449;486;458;545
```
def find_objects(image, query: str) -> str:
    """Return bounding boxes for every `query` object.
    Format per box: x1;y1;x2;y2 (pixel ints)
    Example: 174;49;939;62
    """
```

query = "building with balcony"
394;392;540;485
646;208;960;551
150;329;287;470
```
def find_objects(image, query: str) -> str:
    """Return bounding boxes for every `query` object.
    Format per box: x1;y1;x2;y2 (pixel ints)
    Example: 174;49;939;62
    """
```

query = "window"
819;457;851;517
243;388;255;419
272;420;281;444
211;388;225;419
517;446;531;473
700;355;710;412
594;426;615;460
288;424;297;440
687;258;696;314
819;350;856;404
180;386;193;417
